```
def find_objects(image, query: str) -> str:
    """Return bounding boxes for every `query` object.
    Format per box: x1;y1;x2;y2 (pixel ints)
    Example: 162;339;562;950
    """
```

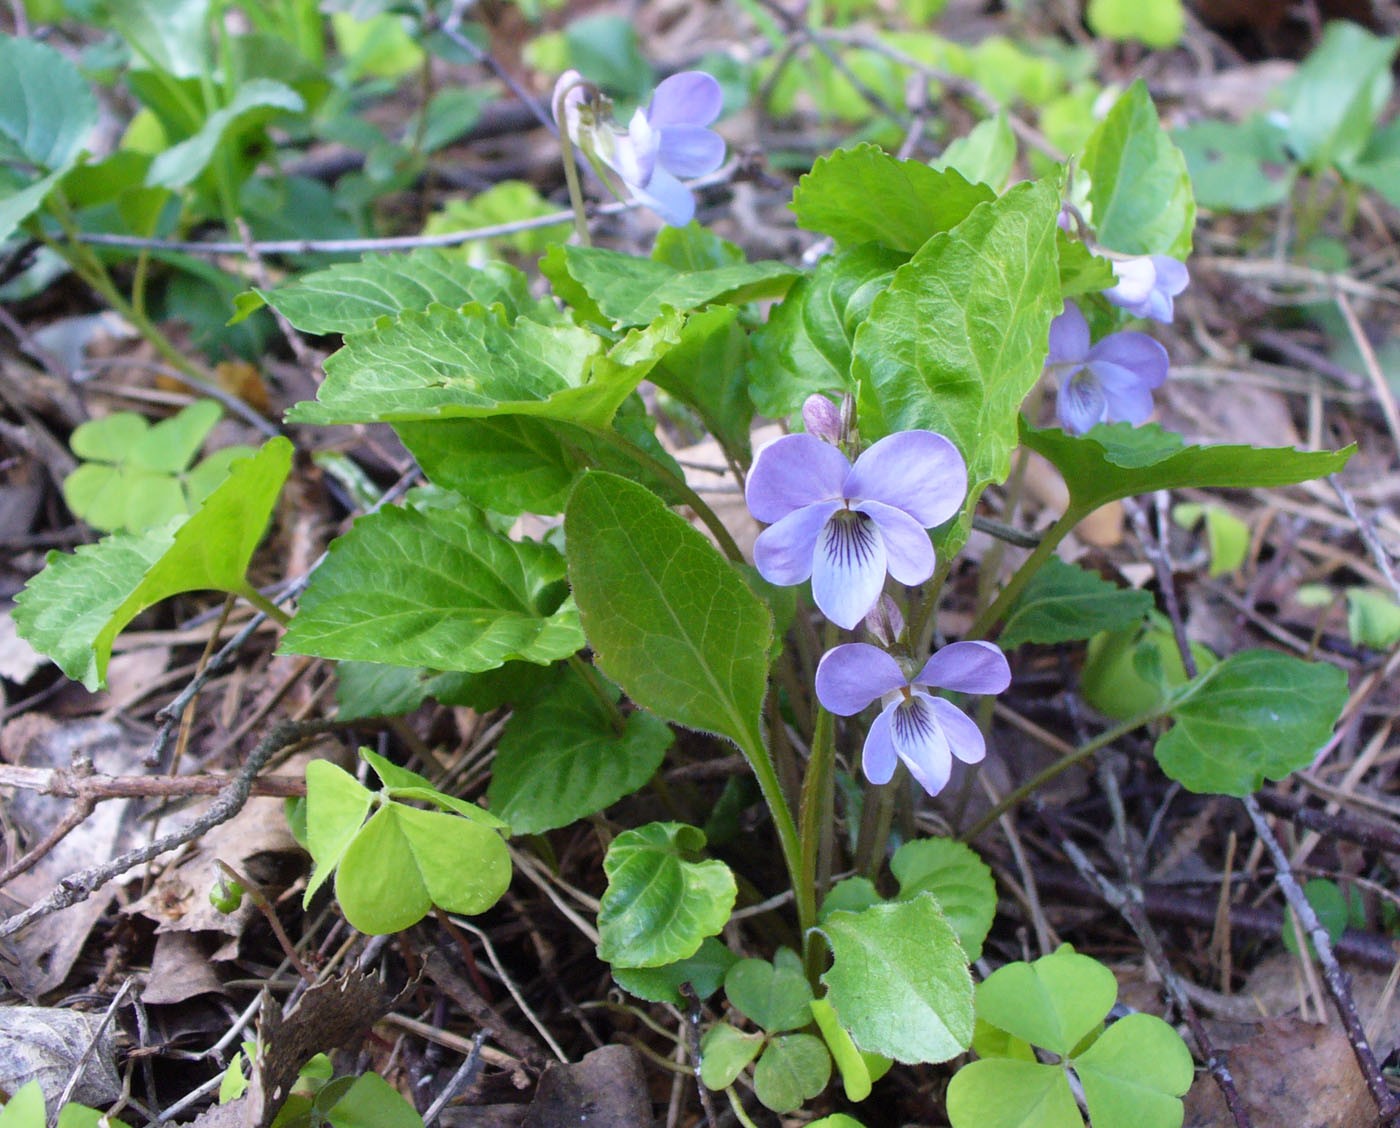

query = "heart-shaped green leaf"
976;945;1116;1058
946;1058;1081;1128
890;838;996;962
699;1022;764;1090
724;948;813;1033
613;937;738;1007
752;1034;831;1114
997;558;1153;651
1073;1013;1193;1128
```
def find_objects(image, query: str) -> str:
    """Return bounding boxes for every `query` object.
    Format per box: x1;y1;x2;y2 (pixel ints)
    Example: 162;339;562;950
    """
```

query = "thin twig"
0;720;335;940
436;0;554;134
678;983;719;1128
1334;291;1400;456
421;1031;488;1127
1330;474;1400;603
54;977;136;1124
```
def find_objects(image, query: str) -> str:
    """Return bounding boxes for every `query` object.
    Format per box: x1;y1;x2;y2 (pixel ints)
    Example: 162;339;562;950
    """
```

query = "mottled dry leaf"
0;1006;121;1108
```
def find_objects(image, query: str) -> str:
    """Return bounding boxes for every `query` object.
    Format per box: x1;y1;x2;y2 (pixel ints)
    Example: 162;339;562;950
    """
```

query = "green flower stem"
236;583;292;627
854;772;898;879
965;506;1085;641
577;424;745;564
800;706;834;985
723;1087;762;1128
553;80;592;248
906;553;953;660
741;727;807;940
959;708;1160;842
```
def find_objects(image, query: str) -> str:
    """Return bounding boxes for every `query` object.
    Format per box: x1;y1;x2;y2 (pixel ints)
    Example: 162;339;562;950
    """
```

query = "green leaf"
1021;421;1355;515
976;945;1116;1058
853;177;1062;550
818;895;974;1064
361;748;506;828
1284;22;1398;173
237;251;551;334
332;661;550;720
1073;1013;1193;1128
564;472;773;753
1154;649;1348;795
1282;878;1351;957
946;1058;1081;1128
752;1034;831;1114
0;35;99;239
806;1117;868;1128
699;1023;764;1090
933;113;1016;191
487;665;674;834
540;244;796;329
1173;117;1295;213
14;438;292;690
724;948;813;1033
1086;0;1184;48
613;936;738;1006
280;499;584;673
1057;234;1117;298
998;558;1154;650
1174;502;1249;577
595;822;736;968
810;997;891;1103
1346;588;1400;650
335;801;510;933
287;304;680;428
304;760;374;906
108;0;210;78
1081;80;1195;257
0;1081;46;1128
651;223;747;271
749;243;905;419
325;1071;425;1128
792;144;995;252
819;876;881;921
649;306;754;460
148;80;304;188
890;838;996;962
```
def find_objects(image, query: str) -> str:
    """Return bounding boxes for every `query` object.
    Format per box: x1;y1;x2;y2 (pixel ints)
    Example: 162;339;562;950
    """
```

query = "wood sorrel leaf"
234;250;555;334
853;176;1062;551
791;144;994;252
14;437;292;690
890;838;996;962
724;948;813;1033
286;304;681;428
699;1023;764;1090
752;1034;831;1114
946;1058;1081;1128
487;665;674;834
975;944;1116;1058
613;936;738;1007
303;760;374;906
749;243;905;420
1154;649;1348;795
997;558;1154;650
818;895;974;1064
540;243;796;329
564;472;772;753
280;499;583;672
1073;1013;1193;1128
1081;80;1195;258
1020;421;1355;515
595;822;736;968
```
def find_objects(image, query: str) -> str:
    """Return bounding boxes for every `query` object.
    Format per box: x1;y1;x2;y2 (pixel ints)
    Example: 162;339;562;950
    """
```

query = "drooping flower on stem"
1103;254;1189;323
1045;302;1169;436
815;641;1011;796
745;430;967;630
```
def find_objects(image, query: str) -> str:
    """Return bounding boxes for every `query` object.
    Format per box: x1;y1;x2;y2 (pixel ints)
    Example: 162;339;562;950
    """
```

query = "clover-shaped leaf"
890;838;996;962
752;1034;831;1114
595;823;736;968
699;1023;764;1090
946;1058;1081;1128
724;948;813;1033
1072;1013;1193;1128
975;944;1116;1058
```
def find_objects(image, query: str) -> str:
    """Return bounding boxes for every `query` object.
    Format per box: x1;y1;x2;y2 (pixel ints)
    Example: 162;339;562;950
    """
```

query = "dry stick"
1330;474;1400;602
1125;494;1400;1123
0;719;335;940
678;982;720;1128
421;948;547;1068
72;165;738;256
234;217;318;370
421;1030;488;1128
0;795;95;890
1334;290;1400;457
1035;799;1253;1128
54;977;137;1119
436;0;555;134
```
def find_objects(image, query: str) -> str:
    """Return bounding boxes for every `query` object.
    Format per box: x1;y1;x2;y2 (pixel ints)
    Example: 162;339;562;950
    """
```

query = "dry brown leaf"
0;1006;122;1109
142;931;226;1006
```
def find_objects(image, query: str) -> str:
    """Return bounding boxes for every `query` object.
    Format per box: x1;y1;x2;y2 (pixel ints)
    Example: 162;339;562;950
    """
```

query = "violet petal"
753;499;842;585
630;167;694;226
812;510;887;630
890;693;952;796
647;71;723;128
745;433;850;524
1088;360;1157;424
1058;370;1106;434
843;430;967;528
815;643;907;715
914;640;1011;694
862;705;899;785
856;500;935;586
1046;303;1090;366
1087;332;1168;388
657;124;725;178
930;697;988;765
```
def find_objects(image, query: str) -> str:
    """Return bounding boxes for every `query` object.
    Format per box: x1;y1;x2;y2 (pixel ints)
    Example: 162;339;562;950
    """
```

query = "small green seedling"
947;945;1193;1128
63;400;255;533
301;748;511;934
0;1081;128;1127
1172;502;1250;577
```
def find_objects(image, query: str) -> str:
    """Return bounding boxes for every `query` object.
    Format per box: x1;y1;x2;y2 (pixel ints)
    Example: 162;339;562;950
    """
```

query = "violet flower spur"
745;431;967;630
815;641;1011;797
1046;302;1169;436
1103;254;1189;323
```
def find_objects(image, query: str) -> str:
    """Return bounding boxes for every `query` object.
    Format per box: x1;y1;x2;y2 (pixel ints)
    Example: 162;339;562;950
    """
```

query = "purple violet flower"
746;431;967;630
816;641;1011;796
1046;302;1169;436
1103;254;1189;323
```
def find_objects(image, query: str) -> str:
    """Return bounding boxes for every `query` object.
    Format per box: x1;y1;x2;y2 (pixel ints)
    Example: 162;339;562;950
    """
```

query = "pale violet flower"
552;70;725;227
816;641;1011;796
1047;302;1169;436
1104;254;1189;323
745;431;966;630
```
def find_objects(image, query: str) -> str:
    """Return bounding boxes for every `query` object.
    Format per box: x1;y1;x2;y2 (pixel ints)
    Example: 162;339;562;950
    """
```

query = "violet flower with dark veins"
1046;302;1169;436
1104;254;1189;323
745;431;966;630
816;641;1011;796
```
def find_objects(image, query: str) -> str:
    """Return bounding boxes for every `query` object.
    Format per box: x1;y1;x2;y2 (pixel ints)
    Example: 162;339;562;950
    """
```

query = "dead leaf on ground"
520;1046;652;1128
0;1005;122;1109
0;715;144;997
142;931;226;1006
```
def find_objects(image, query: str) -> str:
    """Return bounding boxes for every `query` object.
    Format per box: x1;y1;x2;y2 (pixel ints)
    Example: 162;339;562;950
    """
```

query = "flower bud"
864;594;905;647
801;394;842;444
